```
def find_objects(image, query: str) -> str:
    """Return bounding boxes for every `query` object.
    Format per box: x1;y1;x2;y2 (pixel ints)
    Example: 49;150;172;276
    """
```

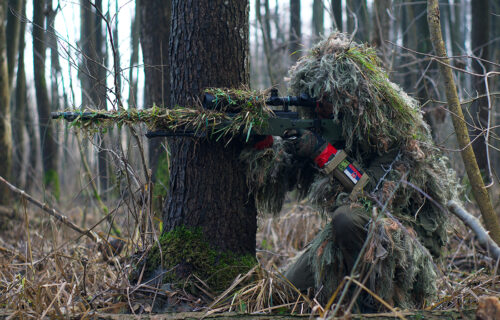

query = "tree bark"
491;0;500;179
372;0;390;49
46;4;61;110
347;0;368;42
95;0;108;193
34;0;59;198
256;0;276;86
128;0;140;109
469;0;490;170
163;0;256;255
414;2;434;100
331;0;342;31
312;0;324;38
6;0;23;87
427;0;500;245
79;0;108;193
12;0;27;189
139;0;171;202
0;2;13;205
289;0;301;63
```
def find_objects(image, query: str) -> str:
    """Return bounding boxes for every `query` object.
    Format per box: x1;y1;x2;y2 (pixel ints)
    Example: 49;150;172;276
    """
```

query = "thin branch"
0;175;98;242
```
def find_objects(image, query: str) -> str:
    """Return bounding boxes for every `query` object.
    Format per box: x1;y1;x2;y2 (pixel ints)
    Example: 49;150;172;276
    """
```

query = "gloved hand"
283;129;338;168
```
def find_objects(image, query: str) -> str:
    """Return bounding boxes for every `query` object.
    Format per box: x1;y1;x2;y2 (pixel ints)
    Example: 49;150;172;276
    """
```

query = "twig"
447;201;500;261
0;175;98;242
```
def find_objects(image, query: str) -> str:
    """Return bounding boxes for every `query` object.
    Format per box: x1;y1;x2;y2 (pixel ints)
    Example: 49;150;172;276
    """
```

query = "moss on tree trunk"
138;226;256;292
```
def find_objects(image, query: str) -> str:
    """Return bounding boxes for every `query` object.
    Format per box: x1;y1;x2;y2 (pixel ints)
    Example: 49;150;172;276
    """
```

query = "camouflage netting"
241;33;461;309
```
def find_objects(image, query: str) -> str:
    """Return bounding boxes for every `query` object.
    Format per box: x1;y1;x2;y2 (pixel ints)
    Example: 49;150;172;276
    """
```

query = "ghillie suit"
241;33;460;310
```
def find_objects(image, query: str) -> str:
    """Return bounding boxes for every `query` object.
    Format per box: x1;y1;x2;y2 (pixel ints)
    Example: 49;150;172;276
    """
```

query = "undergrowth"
0;200;497;317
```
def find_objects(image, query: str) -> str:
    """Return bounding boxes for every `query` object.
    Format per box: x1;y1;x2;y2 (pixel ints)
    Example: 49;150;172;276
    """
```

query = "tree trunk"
402;2;443;138
331;0;342;31
414;2;434;100
451;0;465;57
79;0;93;108
312;0;324;38
128;0;140;109
47;3;61;113
347;0;368;42
289;0;301;63
163;0;256;257
96;0;108;193
140;0;171;205
427;0;500;245
6;0;23;87
12;0;27;189
33;0;59;199
79;0;108;193
491;0;500;180
0;2;13;205
372;0;390;50
256;0;276;86
469;0;490;170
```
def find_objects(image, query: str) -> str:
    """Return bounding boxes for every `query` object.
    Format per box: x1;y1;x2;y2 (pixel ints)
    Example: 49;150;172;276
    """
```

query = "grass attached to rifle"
60;88;273;143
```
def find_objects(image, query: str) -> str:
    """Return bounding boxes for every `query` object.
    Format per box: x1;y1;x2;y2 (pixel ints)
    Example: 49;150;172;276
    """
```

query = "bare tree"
34;0;59;198
469;0;490;170
140;0;171;204
331;0;342;31
12;0;27;188
0;2;13;205
313;0;324;38
79;0;108;193
256;0;276;85
372;0;390;49
289;0;301;63
128;0;140;109
347;0;368;42
6;0;23;87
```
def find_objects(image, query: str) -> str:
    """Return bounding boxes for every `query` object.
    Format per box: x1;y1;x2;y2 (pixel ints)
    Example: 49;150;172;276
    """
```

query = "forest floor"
0;193;498;319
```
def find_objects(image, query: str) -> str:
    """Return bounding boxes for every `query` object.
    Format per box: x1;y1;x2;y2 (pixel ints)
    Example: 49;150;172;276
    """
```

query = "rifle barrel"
51;112;114;121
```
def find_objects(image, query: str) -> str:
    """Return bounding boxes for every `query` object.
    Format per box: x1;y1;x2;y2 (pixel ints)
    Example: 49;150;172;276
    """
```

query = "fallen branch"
0;175;98;242
448;200;500;261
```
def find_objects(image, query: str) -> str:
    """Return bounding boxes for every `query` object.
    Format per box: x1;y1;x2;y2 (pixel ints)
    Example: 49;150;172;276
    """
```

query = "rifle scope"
202;88;318;113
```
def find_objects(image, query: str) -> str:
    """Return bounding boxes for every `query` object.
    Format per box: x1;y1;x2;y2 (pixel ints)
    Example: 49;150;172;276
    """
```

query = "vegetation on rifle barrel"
53;88;273;141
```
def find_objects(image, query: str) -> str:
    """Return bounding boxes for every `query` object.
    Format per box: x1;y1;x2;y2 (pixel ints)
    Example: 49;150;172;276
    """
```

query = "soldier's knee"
331;206;368;236
330;206;369;251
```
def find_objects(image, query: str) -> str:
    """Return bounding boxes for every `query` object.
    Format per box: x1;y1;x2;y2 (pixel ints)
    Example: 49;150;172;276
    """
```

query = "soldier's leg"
283;246;315;291
283;205;370;294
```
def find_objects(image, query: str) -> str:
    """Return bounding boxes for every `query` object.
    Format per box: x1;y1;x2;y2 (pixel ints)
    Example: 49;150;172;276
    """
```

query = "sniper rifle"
51;88;344;143
52;88;369;195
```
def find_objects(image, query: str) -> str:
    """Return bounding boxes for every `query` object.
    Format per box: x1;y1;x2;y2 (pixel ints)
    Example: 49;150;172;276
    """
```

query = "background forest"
0;0;499;318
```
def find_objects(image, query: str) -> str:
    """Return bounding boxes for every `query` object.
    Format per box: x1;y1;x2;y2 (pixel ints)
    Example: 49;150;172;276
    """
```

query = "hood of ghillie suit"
242;33;461;258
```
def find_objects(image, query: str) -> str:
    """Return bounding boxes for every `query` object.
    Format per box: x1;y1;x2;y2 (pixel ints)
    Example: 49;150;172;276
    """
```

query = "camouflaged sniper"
241;32;461;310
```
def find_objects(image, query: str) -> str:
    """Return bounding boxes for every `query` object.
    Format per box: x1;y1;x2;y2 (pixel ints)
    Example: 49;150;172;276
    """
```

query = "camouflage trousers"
283;205;438;311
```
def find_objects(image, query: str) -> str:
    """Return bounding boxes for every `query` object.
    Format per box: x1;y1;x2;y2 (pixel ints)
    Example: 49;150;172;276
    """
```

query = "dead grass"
0;194;498;318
